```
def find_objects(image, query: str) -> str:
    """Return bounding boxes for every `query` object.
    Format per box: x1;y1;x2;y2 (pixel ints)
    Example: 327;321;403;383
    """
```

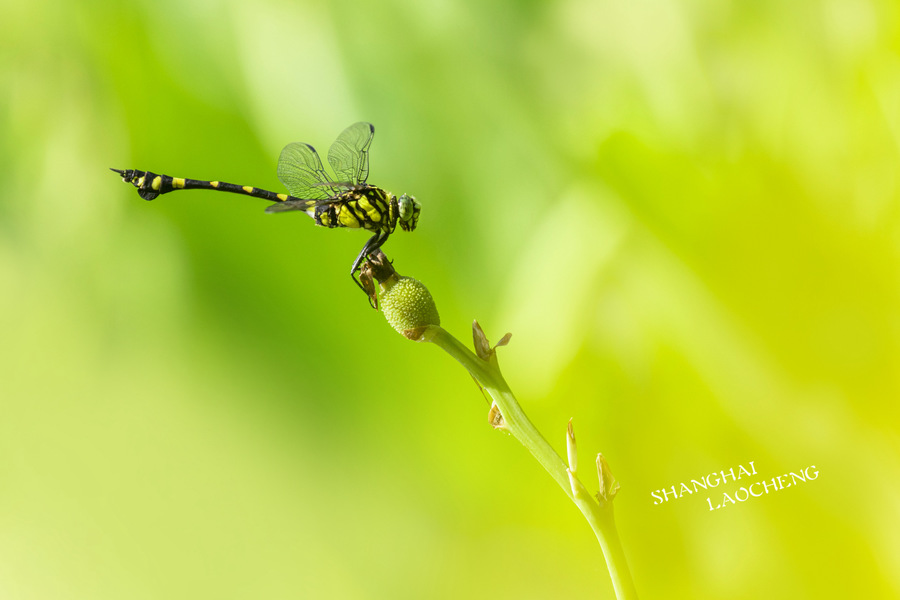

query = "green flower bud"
380;276;440;340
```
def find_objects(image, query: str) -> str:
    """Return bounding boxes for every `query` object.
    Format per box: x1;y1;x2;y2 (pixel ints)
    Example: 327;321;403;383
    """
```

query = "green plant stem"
424;325;638;600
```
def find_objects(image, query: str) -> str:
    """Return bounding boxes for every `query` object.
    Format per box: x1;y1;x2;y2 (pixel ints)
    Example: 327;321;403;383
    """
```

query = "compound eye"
398;195;413;221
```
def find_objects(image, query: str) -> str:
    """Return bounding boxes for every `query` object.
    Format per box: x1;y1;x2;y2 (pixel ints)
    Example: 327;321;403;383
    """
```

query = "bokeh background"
2;0;899;598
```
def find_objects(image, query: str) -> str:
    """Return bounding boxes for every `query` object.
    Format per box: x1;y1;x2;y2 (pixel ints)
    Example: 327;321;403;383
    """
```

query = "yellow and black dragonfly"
111;122;420;300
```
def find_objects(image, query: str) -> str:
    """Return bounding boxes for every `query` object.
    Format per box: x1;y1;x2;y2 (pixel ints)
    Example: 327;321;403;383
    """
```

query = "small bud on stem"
363;250;440;340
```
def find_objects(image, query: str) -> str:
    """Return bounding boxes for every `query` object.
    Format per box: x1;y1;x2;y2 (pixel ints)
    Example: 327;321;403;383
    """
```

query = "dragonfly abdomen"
111;168;293;204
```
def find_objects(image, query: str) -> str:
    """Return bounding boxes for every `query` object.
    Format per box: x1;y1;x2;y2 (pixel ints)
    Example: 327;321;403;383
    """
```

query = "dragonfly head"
397;194;421;232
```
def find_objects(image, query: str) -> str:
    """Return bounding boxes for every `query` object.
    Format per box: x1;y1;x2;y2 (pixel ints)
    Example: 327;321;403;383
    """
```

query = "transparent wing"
265;199;317;214
265;184;362;214
277;142;341;200
327;122;375;186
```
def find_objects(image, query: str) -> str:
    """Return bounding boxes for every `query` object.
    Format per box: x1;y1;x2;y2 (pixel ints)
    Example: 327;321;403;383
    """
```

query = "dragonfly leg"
351;231;390;293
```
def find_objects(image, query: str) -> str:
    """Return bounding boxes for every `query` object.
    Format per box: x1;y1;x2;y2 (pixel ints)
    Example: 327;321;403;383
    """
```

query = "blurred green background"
2;0;899;597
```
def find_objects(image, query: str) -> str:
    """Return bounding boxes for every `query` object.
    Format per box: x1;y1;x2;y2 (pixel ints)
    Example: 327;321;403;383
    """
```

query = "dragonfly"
111;122;420;301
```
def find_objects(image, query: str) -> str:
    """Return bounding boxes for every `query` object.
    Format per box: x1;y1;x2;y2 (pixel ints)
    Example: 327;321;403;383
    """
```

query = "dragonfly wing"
277;142;340;200
265;199;317;214
327;122;374;186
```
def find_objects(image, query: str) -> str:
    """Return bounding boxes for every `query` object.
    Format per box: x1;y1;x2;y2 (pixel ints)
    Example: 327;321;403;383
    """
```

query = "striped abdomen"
111;168;295;204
